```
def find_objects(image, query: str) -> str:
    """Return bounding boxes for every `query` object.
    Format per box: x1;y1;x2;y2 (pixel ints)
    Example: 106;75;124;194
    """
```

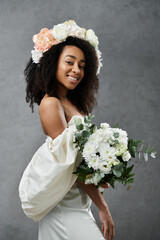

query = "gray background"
0;0;159;239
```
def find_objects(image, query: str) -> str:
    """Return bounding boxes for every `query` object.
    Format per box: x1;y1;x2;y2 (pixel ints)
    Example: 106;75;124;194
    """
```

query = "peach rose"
33;28;60;52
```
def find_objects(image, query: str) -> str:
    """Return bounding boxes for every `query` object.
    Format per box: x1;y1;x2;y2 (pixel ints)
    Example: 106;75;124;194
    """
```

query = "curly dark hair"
24;36;99;114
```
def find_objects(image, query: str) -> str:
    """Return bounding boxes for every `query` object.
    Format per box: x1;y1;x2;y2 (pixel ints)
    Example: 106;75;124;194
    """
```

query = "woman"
19;20;115;240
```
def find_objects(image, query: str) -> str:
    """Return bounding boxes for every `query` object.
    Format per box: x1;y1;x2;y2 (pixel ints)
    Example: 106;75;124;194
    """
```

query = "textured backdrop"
0;0;160;239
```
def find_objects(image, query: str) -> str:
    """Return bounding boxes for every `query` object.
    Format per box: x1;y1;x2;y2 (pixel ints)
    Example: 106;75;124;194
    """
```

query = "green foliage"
113;123;119;128
73;114;156;189
76;124;84;131
74;113;96;151
113;162;124;177
113;132;119;138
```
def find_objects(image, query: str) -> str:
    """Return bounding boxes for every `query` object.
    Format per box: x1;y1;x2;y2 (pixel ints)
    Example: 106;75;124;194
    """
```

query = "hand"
99;208;115;240
100;182;110;189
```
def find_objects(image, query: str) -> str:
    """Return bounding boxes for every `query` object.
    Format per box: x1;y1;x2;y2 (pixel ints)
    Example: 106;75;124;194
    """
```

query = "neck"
56;84;68;100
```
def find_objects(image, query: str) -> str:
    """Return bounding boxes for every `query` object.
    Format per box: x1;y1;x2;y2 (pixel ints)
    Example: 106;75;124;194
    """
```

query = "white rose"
100;123;110;129
69;27;86;39
116;143;128;156
86;29;99;48
99;162;111;174
122;151;131;162
52;23;68;41
113;159;120;166
31;49;43;64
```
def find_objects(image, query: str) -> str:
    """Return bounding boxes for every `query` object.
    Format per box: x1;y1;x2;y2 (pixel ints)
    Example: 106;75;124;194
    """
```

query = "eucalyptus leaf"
82;130;89;138
113;139;119;144
144;145;150;153
147;146;154;154
130;146;136;157
138;152;141;159
144;153;148;161
134;140;144;148
76;124;84;130
113;169;122;177
125;164;134;174
113;132;119;138
113;162;123;171
139;144;144;152
84;117;89;124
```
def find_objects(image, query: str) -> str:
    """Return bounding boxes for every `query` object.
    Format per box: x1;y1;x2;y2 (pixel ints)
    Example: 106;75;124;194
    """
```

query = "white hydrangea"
31;48;43;64
86;29;99;48
82;141;96;161
87;155;100;170
82;122;130;179
87;132;100;146
100;143;117;161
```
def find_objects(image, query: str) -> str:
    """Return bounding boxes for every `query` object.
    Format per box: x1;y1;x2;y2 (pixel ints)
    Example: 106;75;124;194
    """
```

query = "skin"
39;45;115;240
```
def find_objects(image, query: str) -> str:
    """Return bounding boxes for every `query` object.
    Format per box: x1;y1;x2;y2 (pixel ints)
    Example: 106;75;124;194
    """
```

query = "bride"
19;20;115;240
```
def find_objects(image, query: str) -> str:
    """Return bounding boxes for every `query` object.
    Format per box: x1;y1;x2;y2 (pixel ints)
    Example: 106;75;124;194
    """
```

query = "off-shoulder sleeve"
19;123;82;221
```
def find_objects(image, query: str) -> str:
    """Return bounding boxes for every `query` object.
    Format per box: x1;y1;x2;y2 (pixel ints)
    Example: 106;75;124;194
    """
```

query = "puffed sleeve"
19;120;82;222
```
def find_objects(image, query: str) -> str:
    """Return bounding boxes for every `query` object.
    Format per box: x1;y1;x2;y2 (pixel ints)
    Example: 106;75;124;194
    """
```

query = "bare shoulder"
39;96;67;139
39;96;60;110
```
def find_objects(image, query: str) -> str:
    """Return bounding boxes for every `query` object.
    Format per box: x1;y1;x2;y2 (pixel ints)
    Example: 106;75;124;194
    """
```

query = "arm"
77;180;115;240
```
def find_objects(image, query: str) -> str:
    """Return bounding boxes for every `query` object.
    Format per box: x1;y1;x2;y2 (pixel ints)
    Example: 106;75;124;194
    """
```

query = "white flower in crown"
31;48;43;64
64;20;86;39
96;49;103;74
31;20;103;74
52;23;69;41
86;29;99;49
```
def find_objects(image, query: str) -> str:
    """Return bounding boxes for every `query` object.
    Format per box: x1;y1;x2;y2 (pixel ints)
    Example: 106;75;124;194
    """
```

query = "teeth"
68;76;78;81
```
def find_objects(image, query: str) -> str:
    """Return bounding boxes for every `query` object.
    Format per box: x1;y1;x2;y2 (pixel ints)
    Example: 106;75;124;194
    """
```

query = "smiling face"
55;45;85;98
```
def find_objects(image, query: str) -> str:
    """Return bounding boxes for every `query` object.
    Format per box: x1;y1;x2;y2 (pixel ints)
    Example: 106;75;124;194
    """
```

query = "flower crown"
31;20;102;74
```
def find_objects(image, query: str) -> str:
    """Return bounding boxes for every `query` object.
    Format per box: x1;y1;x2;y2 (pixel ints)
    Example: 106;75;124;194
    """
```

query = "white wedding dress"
19;115;105;240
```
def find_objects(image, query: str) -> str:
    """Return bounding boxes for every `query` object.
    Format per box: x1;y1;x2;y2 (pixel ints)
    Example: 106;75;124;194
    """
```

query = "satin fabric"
19;115;105;239
38;181;105;240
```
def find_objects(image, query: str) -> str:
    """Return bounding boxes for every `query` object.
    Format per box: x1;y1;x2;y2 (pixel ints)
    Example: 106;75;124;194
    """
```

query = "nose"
72;63;80;74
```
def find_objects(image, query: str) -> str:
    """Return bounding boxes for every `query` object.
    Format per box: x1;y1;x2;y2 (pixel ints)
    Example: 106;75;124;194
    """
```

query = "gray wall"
0;0;159;239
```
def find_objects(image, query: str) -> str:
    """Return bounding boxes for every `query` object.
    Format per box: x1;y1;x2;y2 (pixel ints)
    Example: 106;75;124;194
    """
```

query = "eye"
79;65;85;69
66;61;73;65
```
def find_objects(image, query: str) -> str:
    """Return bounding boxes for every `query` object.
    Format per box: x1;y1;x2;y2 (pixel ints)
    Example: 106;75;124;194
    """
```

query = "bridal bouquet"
73;114;157;189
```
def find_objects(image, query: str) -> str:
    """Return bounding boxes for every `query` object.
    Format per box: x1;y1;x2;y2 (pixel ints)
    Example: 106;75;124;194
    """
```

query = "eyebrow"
65;55;85;63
